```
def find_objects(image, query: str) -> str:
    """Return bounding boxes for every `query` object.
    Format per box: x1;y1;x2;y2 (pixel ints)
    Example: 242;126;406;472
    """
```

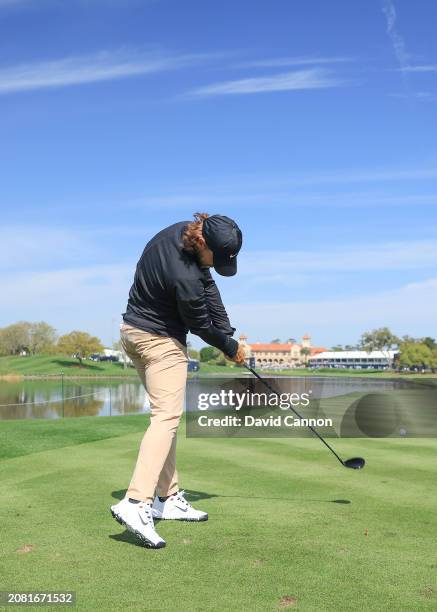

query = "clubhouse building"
308;350;397;369
238;334;327;368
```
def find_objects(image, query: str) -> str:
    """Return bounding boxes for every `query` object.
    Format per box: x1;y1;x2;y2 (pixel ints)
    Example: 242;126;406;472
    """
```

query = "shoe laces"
172;490;192;509
138;502;154;526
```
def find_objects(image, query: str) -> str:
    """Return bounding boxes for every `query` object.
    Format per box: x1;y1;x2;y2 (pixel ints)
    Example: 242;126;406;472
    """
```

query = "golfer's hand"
231;344;246;365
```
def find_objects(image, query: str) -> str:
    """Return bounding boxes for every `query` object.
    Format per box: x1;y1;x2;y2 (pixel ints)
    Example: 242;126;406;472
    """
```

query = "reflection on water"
0;380;150;420
185;375;419;408
0;376;434;421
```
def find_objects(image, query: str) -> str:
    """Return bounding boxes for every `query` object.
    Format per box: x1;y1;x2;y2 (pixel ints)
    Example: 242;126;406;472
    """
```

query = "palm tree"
300;346;311;366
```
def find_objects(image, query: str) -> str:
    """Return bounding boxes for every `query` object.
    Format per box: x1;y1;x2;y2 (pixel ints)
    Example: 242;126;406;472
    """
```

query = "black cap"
202;215;243;276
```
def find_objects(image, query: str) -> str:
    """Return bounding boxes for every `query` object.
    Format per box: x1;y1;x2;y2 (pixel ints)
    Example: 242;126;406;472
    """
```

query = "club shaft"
244;365;345;466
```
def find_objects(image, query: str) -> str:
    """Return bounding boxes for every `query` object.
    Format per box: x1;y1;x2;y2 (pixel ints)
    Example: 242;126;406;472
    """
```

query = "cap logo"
230;253;237;258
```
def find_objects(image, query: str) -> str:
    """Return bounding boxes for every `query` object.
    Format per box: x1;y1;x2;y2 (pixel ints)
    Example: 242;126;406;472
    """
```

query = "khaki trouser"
119;322;188;503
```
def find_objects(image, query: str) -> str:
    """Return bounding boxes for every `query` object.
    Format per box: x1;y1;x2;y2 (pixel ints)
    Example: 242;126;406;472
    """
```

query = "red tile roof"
249;343;294;352
248;343;327;354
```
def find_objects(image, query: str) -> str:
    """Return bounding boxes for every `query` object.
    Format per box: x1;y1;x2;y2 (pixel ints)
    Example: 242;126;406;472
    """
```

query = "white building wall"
309;350;397;368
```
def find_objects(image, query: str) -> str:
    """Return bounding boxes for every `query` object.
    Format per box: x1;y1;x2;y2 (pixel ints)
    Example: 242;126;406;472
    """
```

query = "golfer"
111;213;245;548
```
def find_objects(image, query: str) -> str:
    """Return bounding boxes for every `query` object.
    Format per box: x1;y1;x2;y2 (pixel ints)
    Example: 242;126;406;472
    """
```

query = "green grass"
196;362;242;375
1;415;436;610
2;355;227;378
262;367;437;380
0;355;138;377
2;355;436;381
0;356;240;378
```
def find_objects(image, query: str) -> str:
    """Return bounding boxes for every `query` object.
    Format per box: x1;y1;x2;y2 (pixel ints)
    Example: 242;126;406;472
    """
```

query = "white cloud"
236;56;353;69
2;238;436;346
190;68;346;97
2;264;436;349
146;165;437;195
120;162;437;211
1;226;93;270
381;0;410;70
399;65;437;73
0;264;133;342
0;264;131;303
129;190;437;210
390;91;437;102
0;48;208;94
0;224;158;272
276;166;437;186
382;1;437;100
237;240;437;277
227;277;437;346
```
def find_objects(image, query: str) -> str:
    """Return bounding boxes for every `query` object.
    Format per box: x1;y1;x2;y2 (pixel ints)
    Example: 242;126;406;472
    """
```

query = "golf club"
244;364;365;470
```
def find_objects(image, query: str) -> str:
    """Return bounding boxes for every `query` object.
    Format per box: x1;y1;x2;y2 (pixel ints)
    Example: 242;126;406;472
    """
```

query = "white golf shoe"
110;498;166;549
152;490;208;521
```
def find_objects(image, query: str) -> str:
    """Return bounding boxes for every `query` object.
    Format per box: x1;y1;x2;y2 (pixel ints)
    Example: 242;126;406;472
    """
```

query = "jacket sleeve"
174;276;238;358
201;268;236;336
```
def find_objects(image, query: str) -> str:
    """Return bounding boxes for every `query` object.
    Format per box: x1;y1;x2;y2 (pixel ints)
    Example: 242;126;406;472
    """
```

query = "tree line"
0;321;104;365
266;327;437;370
0;322;436;370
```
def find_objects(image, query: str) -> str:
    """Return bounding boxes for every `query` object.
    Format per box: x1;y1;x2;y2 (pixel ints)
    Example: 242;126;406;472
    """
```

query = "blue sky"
1;0;436;349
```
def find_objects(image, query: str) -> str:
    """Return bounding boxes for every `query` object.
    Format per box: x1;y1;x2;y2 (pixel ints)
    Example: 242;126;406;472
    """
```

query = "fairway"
1;415;436;611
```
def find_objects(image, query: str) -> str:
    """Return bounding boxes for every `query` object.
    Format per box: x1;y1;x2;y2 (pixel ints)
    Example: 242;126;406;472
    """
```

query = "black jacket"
122;221;238;358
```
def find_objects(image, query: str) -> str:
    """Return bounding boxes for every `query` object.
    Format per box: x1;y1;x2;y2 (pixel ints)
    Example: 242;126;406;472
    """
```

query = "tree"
398;341;432;370
401;334;417;343
0;321;57;355
331;344;343;351
199;346;220;362
286;338;297;344
188;348;200;360
28;322;57;354
0;322;32;355
360;327;399;367
270;338;281;344
57;331;104;365
422;337;436;350
300;346;311;365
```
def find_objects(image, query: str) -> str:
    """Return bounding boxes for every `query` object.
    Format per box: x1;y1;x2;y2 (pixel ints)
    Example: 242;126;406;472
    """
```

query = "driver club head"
343;457;366;470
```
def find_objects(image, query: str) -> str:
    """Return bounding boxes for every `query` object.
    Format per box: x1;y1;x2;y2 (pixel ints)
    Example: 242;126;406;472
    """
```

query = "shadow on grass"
51;359;132;372
111;489;350;504
111;489;218;502
51;359;106;371
212;494;351;504
108;490;350;549
108;531;158;548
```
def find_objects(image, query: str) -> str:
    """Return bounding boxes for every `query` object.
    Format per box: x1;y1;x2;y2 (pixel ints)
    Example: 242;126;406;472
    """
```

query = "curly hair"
182;212;210;254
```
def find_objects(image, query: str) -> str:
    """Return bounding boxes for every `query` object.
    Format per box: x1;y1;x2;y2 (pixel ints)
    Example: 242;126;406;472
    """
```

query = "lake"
0;376;432;422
